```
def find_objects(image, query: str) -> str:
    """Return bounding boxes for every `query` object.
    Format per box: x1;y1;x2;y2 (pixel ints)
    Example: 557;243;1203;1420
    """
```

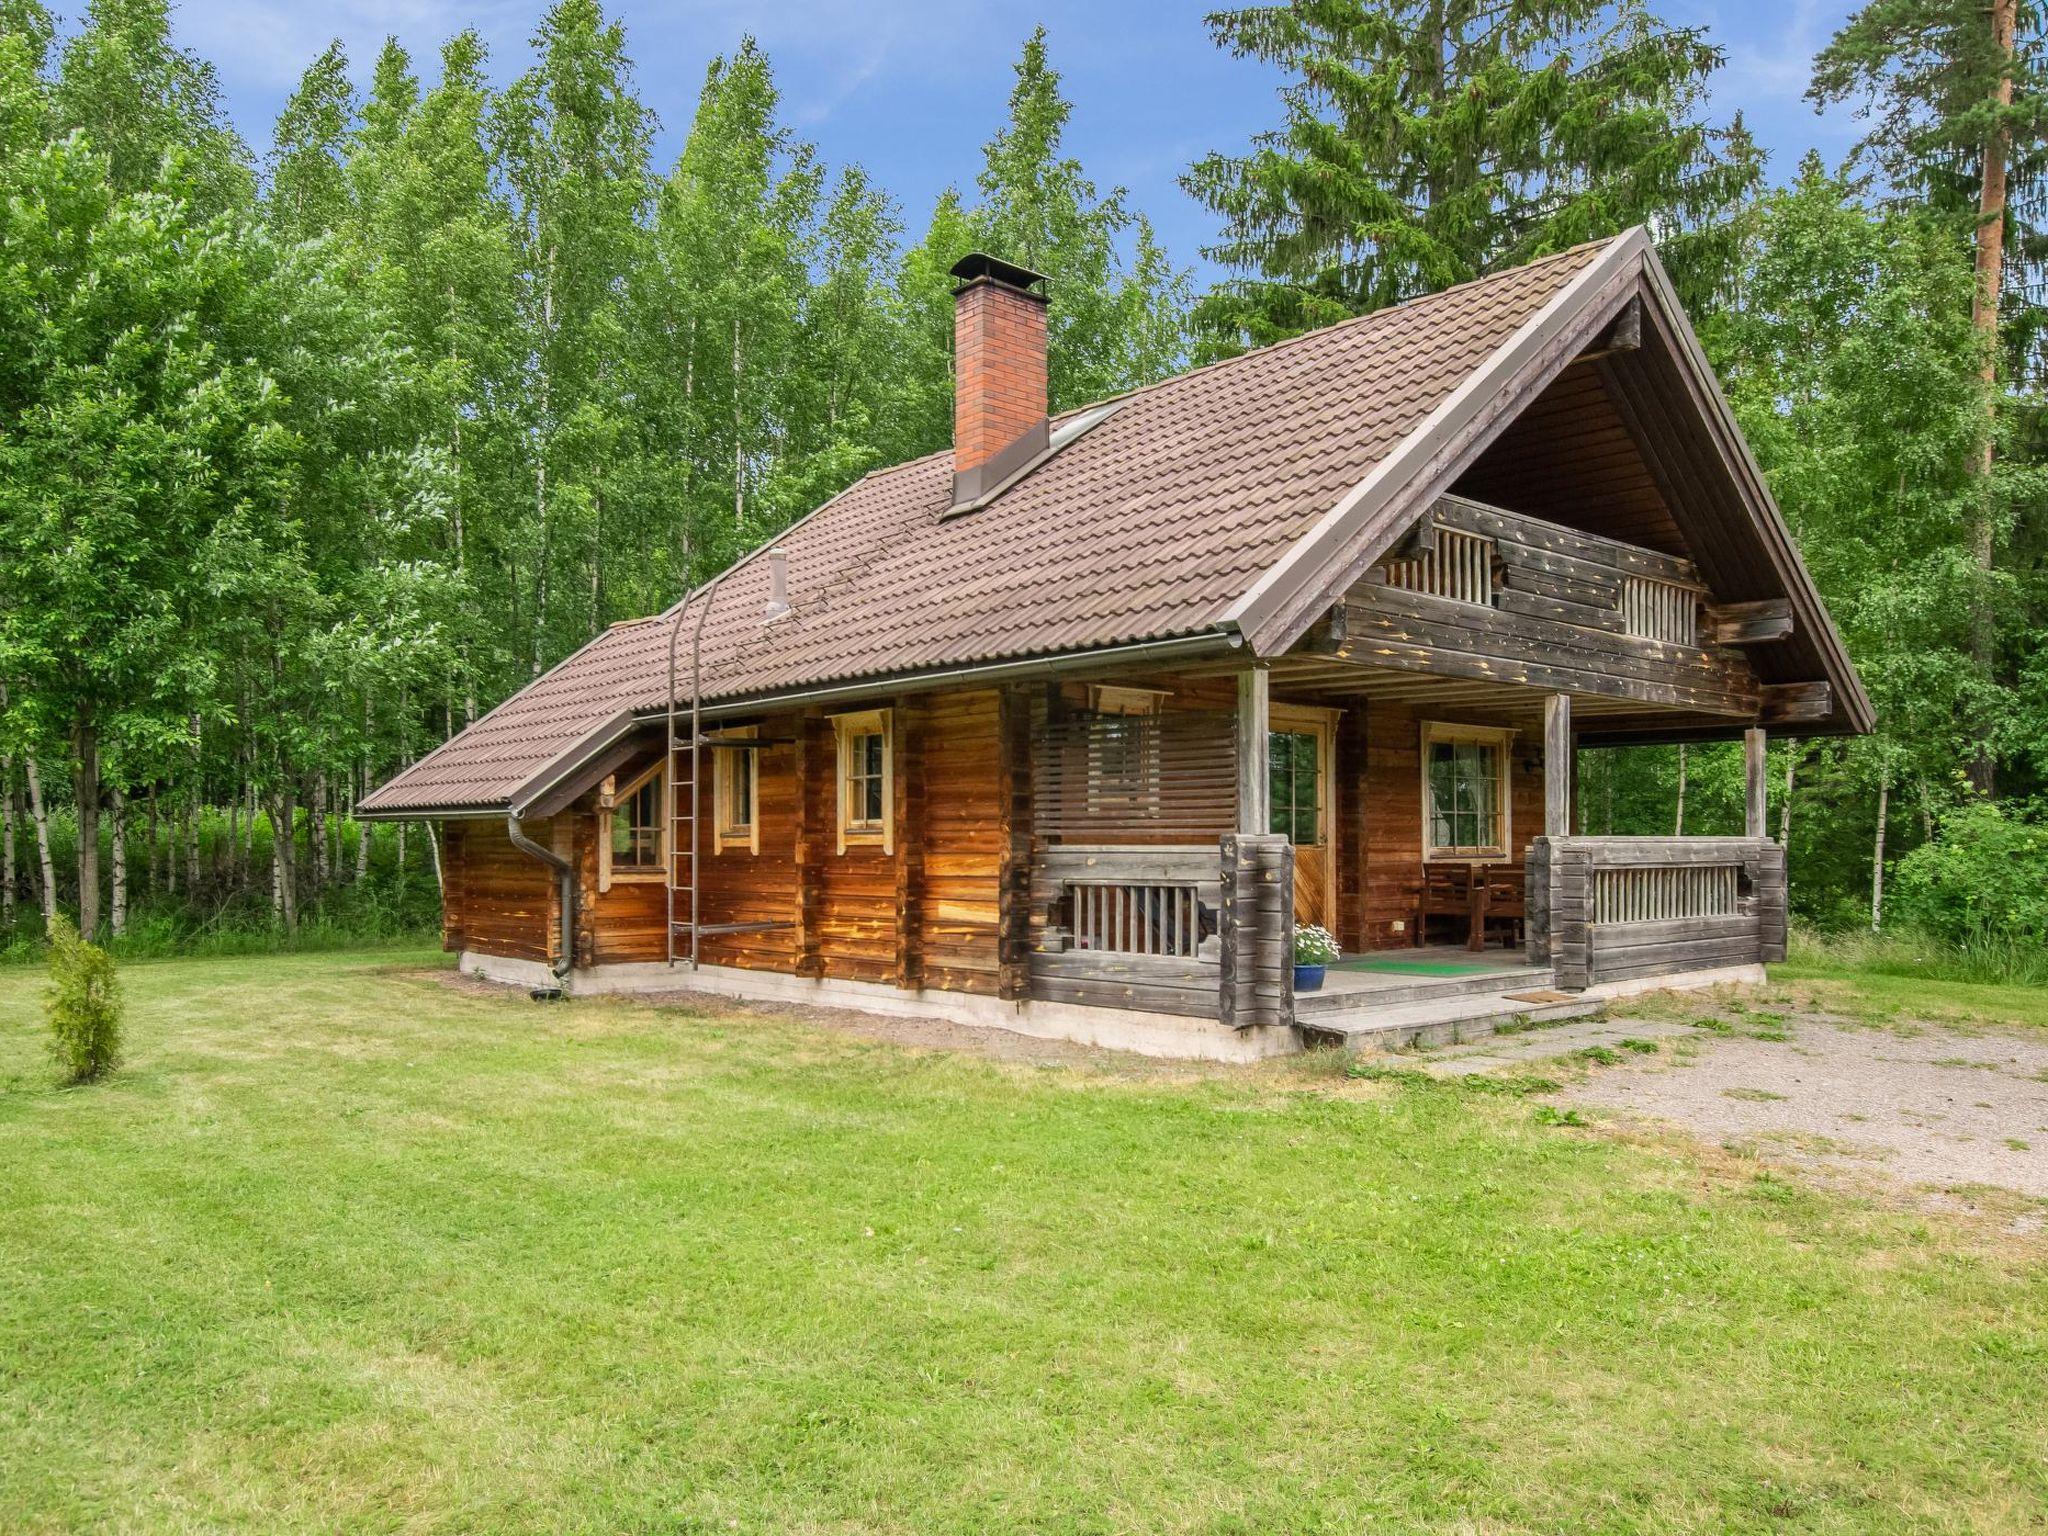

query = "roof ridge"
1045;232;1636;430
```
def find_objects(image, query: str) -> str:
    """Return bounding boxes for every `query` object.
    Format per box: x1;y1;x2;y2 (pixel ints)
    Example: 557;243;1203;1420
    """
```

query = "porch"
1026;490;1797;1040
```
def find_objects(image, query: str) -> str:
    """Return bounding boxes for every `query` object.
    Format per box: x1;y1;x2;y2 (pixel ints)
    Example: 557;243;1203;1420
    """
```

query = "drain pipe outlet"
506;812;575;983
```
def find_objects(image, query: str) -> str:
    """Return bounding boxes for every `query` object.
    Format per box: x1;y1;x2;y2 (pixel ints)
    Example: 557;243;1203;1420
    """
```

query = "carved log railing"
1528;836;1786;990
1027;839;1294;1028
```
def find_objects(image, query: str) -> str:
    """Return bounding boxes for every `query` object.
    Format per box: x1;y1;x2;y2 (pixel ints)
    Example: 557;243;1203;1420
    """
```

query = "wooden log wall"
440;817;558;964
1219;833;1294;1029
1333;698;1542;952
1325;494;1761;718
533;689;1010;994
1530;835;1786;989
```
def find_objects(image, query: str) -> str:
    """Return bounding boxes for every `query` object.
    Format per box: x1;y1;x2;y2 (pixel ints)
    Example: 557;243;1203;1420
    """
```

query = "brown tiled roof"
363;237;1618;814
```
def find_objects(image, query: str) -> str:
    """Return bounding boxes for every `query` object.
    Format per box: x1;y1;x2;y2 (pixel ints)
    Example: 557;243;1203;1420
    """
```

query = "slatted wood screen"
1065;881;1203;957
1620;575;1699;646
1595;864;1738;924
1033;709;1236;839
1385;527;1495;607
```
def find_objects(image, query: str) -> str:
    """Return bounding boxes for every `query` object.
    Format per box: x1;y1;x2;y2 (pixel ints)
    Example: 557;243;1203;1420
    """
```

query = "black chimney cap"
950;252;1049;295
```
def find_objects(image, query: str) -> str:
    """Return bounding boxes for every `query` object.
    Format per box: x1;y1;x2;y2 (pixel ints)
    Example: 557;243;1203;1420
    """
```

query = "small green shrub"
45;917;123;1085
1891;799;2048;950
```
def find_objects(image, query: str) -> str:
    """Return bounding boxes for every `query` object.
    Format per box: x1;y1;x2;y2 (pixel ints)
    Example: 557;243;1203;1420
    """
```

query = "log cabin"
360;230;1871;1060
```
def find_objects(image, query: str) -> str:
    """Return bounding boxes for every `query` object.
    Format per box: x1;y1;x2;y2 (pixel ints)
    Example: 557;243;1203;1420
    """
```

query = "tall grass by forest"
1787;925;2048;989
1;804;441;965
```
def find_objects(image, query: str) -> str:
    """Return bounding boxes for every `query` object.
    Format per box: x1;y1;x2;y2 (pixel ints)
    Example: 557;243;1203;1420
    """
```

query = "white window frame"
831;708;893;854
1420;721;1514;863
711;727;759;855
598;759;666;891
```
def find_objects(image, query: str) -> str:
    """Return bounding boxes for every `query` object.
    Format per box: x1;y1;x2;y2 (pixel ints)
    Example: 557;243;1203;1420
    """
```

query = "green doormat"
1327;955;1501;977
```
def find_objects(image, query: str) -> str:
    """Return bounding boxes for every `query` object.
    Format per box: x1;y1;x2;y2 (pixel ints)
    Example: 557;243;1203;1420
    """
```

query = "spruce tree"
1184;0;1757;351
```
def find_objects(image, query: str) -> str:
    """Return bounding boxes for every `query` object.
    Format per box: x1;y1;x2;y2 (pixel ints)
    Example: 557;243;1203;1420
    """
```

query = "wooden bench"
1417;862;1527;951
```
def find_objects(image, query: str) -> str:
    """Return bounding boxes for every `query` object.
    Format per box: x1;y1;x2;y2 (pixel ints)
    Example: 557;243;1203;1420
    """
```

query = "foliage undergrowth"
1789;924;2048;989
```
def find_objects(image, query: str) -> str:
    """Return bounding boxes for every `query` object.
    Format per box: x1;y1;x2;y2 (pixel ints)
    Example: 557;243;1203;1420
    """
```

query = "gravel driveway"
1423;1010;2048;1203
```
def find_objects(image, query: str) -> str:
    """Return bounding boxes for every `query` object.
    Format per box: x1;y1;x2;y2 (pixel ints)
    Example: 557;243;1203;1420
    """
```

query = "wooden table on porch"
1417;862;1526;952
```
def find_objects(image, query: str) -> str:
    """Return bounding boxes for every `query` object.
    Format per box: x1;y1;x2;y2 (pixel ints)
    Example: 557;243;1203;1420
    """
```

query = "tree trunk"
426;820;443;897
1672;744;1688;836
355;802;372;882
71;715;101;941
1;754;15;932
1967;0;2016;797
268;790;298;933
1870;771;1891;933
109;784;127;938
310;770;328;889
24;757;57;934
1778;748;1795;845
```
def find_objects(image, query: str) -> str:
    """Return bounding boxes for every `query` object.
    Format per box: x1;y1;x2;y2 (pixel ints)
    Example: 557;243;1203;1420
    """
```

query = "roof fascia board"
1632;252;1876;735
1222;228;1653;655
506;709;642;819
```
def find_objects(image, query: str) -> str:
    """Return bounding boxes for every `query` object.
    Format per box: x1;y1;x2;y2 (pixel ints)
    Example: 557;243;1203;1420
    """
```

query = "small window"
831;709;893;853
1422;724;1511;860
712;729;759;854
609;765;664;872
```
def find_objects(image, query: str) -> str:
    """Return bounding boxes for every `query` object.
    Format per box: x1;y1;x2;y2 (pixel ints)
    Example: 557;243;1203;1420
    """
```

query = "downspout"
507;811;575;984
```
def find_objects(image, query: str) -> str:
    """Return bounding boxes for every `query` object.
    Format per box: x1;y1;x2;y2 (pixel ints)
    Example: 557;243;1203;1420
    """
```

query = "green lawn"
3;952;2045;1533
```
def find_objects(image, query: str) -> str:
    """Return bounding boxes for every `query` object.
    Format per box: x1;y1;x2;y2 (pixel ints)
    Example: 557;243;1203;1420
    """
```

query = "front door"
1269;706;1337;930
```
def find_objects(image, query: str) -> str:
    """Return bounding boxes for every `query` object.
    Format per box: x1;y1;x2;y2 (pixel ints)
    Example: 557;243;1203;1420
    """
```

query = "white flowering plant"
1293;924;1341;966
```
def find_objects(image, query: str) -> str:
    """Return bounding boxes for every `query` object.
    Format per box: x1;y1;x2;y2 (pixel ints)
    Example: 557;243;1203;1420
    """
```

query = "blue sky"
171;0;1864;279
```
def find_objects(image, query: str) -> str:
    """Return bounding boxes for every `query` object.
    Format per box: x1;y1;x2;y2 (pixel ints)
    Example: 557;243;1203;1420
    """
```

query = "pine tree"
1811;0;2046;796
895;28;1190;454
1184;0;1758;352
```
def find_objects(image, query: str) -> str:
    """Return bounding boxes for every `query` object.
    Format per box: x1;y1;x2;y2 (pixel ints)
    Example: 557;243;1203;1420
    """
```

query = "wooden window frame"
597;758;666;891
831;708;893;854
711;728;759;855
1420;721;1514;863
1269;703;1336;850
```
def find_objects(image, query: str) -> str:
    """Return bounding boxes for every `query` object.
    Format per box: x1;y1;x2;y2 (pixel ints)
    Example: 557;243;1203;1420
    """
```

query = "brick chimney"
950;252;1050;508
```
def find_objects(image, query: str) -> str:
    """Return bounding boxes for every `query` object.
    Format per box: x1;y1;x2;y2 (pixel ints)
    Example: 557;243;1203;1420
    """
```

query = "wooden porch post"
1237;668;1270;835
1744;727;1768;840
1543;693;1572;839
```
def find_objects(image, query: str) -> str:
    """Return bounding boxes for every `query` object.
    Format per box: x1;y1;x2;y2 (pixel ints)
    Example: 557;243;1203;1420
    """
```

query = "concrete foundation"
454;950;1298;1063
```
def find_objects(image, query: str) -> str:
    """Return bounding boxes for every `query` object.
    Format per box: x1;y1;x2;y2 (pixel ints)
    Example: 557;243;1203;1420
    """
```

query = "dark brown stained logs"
1759;682;1831;724
996;686;1034;1000
1333;581;1759;716
892;696;927;991
792;712;824;978
1705;599;1794;646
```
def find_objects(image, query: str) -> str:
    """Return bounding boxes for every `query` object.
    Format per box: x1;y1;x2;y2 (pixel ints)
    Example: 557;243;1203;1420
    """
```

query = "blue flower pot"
1293;963;1326;993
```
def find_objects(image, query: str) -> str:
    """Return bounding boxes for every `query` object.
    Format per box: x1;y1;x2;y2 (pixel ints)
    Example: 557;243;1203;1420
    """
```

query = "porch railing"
1028;839;1293;1027
1528;836;1786;990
